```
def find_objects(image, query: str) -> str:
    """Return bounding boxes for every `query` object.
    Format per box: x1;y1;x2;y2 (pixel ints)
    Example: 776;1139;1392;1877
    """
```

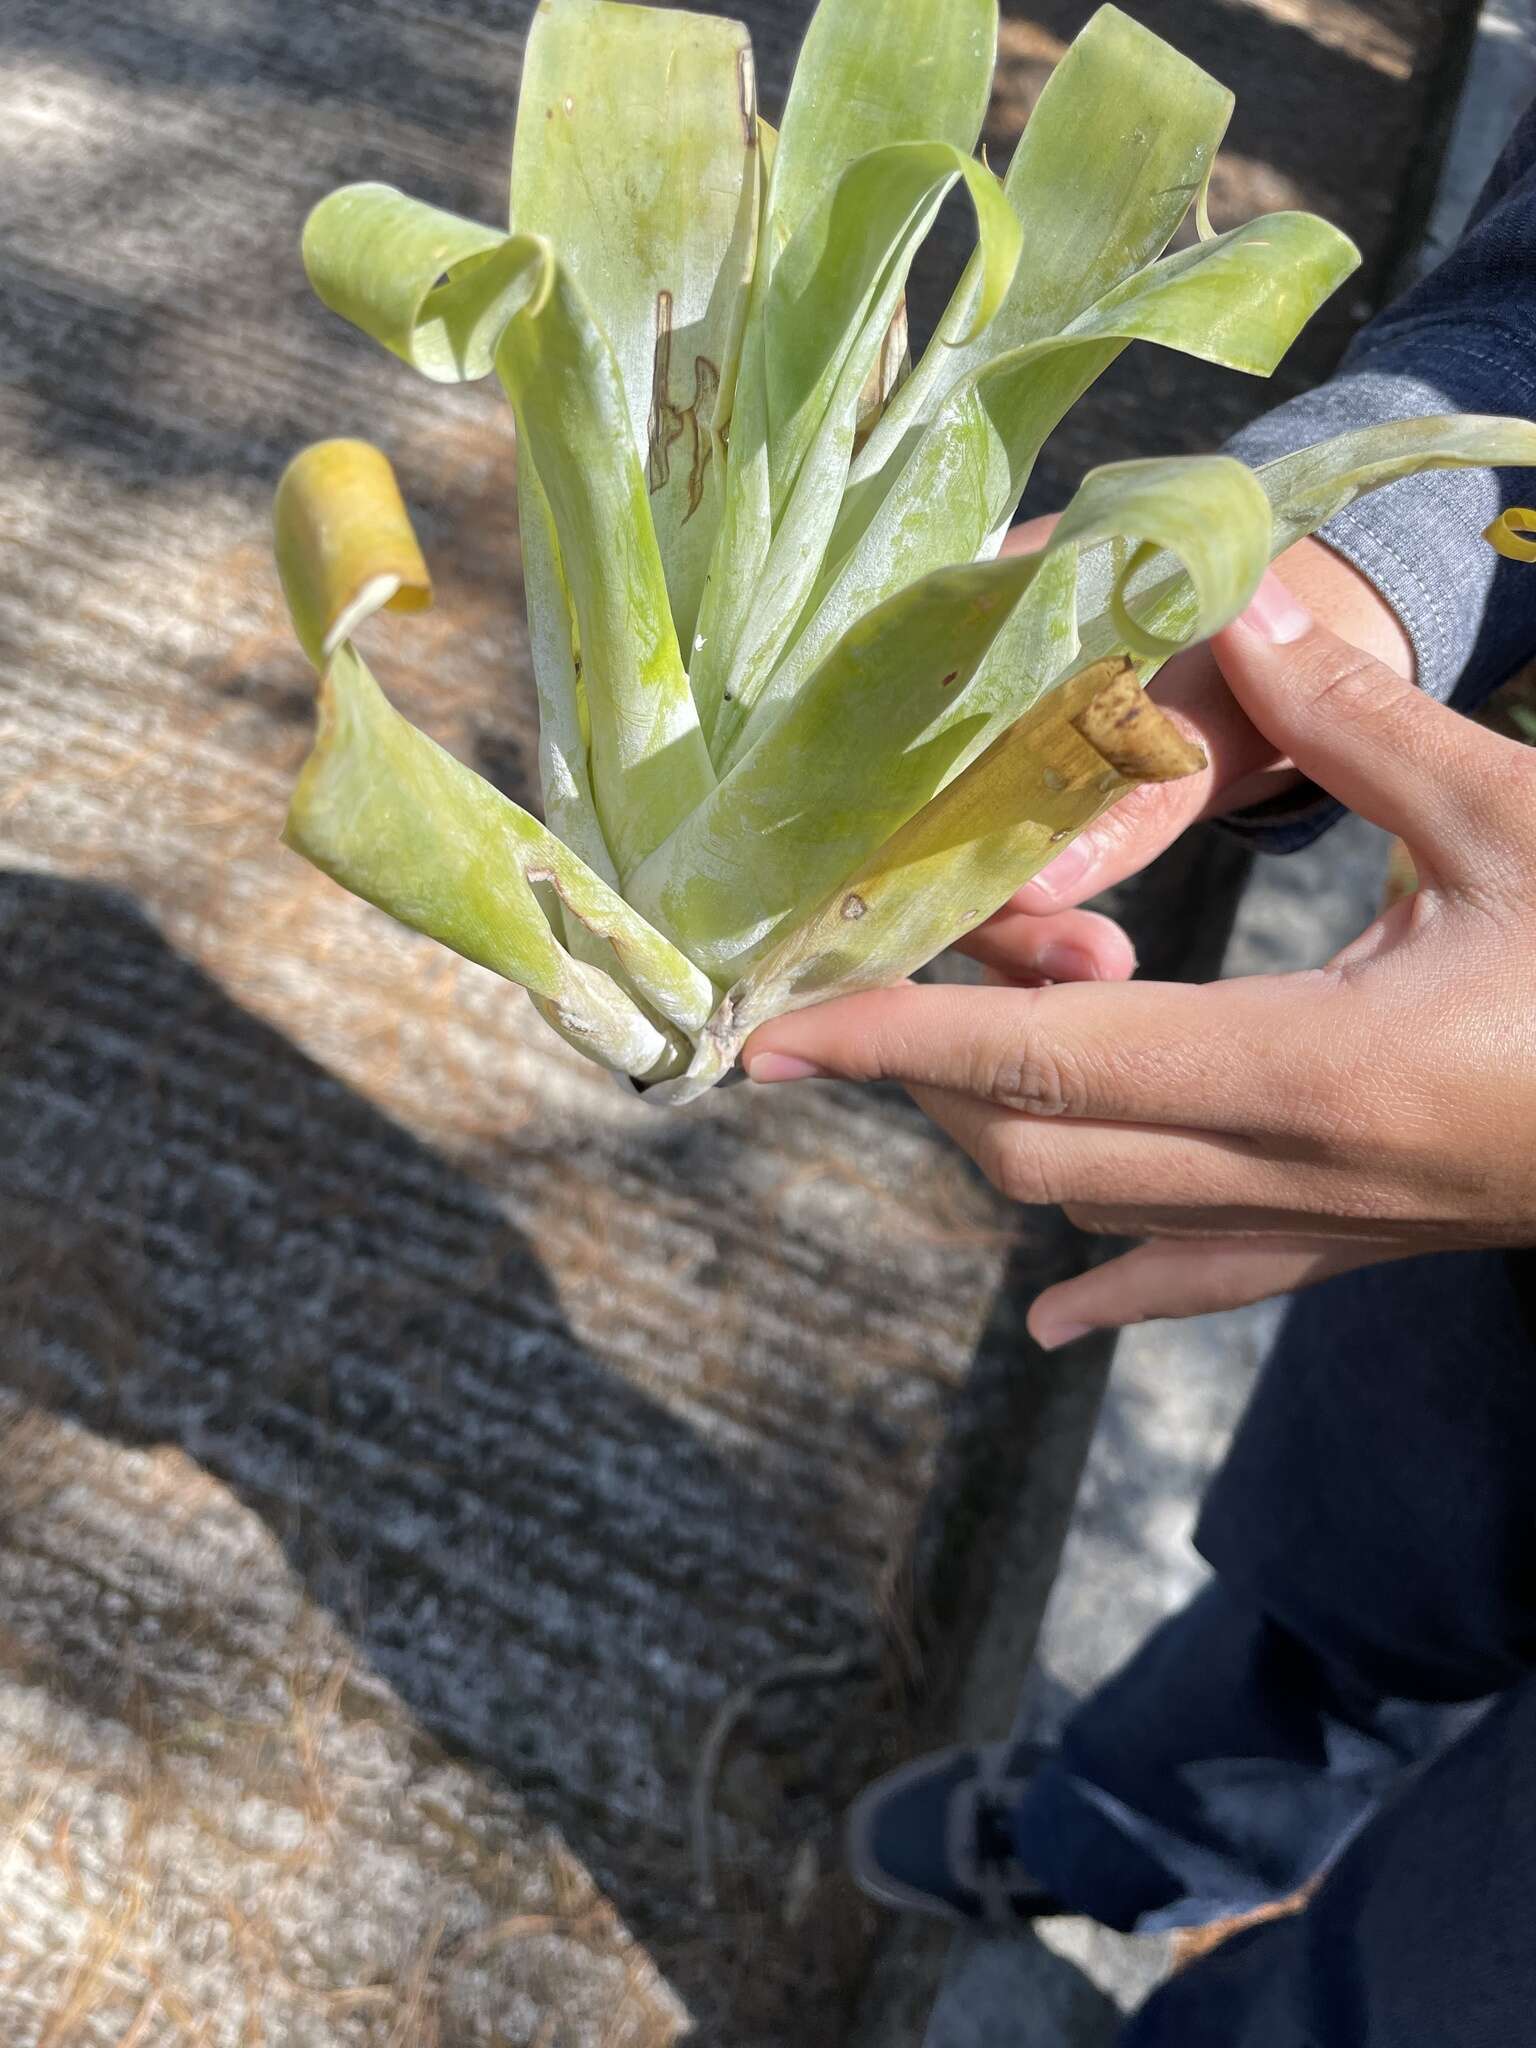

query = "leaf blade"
285;648;701;1079
727;209;1358;758
767;0;998;253
852;5;1234;490
274;439;433;671
690;139;1021;738
510;0;760;646
302;183;550;383
630;452;1272;982
495;264;716;881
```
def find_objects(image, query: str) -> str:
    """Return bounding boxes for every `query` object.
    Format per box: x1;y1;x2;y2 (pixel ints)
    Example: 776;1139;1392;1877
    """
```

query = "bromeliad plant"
275;0;1536;1104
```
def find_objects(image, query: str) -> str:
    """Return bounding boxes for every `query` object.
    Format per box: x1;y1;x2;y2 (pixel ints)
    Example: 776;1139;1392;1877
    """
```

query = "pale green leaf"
285;647;712;1079
765;144;1022;498
851;5;1233;494
767;0;997;255
302;180;715;885
1256;413;1536;553
648;659;1169;1103
689;140;1022;738
726;209;1357;759
302;183;551;382
515;454;614;900
510;0;760;646
1062;413;1536;678
629;453;1271;983
495;265;716;882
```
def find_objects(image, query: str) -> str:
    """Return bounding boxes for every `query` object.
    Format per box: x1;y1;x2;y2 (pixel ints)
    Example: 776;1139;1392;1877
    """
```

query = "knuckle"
1301;643;1410;735
1482;746;1536;847
980;1013;1091;1118
1085;776;1185;855
979;1124;1059;1208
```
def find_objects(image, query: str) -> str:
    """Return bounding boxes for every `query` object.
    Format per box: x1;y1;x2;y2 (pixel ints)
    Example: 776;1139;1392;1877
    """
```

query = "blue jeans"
1009;1248;1536;2043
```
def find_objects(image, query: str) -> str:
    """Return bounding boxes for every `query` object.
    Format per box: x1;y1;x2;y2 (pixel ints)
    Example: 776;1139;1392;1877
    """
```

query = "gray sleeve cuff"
1219;352;1536;853
1210;99;1536;852
1226;350;1536;712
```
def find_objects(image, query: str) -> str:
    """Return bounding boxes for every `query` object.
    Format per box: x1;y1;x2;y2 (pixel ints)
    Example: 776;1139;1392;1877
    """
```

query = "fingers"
744;976;1324;1138
1216;572;1534;882
955;906;1135;985
1062;1201;1415;1241
905;1083;1374;1218
1000;514;1059;557
1008;777;1207;913
1026;1235;1410;1347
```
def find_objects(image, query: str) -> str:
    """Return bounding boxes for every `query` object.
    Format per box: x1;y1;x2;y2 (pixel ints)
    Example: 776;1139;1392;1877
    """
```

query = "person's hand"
951;525;1416;987
742;575;1536;1345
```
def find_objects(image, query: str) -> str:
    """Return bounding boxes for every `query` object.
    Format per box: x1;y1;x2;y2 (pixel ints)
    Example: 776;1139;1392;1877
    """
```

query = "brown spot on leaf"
647;290;720;522
647;291;682;496
940;671;959;688
840;894;868;922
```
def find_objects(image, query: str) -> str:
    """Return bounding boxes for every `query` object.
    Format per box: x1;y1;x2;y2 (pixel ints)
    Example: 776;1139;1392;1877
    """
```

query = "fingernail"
745;1052;826;1084
1026;833;1099;905
1033;942;1099;983
1035;1321;1094;1353
1240;570;1313;646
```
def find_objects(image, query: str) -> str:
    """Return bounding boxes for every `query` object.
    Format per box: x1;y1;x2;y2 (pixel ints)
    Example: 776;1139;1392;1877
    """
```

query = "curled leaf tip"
274;439;431;670
1484;507;1536;562
1070;663;1206;781
1194;159;1217;242
948;153;1025;348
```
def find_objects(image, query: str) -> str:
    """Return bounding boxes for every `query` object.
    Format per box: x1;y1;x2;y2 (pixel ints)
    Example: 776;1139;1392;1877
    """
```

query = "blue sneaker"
846;1740;1064;1927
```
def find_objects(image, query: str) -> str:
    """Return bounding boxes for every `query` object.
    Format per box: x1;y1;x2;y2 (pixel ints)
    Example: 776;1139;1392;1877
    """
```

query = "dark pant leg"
1120;1672;1536;2048
1010;1250;1536;1931
1197;1248;1536;1703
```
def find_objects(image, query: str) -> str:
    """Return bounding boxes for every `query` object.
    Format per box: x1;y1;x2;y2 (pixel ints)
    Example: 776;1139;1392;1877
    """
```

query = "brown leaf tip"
1070;666;1206;783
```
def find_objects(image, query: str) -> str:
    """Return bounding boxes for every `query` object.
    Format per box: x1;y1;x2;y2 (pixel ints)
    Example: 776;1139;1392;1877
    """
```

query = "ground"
0;0;1483;2042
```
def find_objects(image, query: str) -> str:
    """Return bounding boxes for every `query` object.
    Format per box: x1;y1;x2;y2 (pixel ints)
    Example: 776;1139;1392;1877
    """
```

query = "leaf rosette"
275;0;1536;1102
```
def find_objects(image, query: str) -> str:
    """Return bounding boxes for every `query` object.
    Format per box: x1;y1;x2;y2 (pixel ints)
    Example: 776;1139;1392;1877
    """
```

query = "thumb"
1214;571;1526;883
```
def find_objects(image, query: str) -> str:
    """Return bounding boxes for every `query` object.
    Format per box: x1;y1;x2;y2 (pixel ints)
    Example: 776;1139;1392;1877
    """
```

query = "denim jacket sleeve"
1219;100;1536;852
